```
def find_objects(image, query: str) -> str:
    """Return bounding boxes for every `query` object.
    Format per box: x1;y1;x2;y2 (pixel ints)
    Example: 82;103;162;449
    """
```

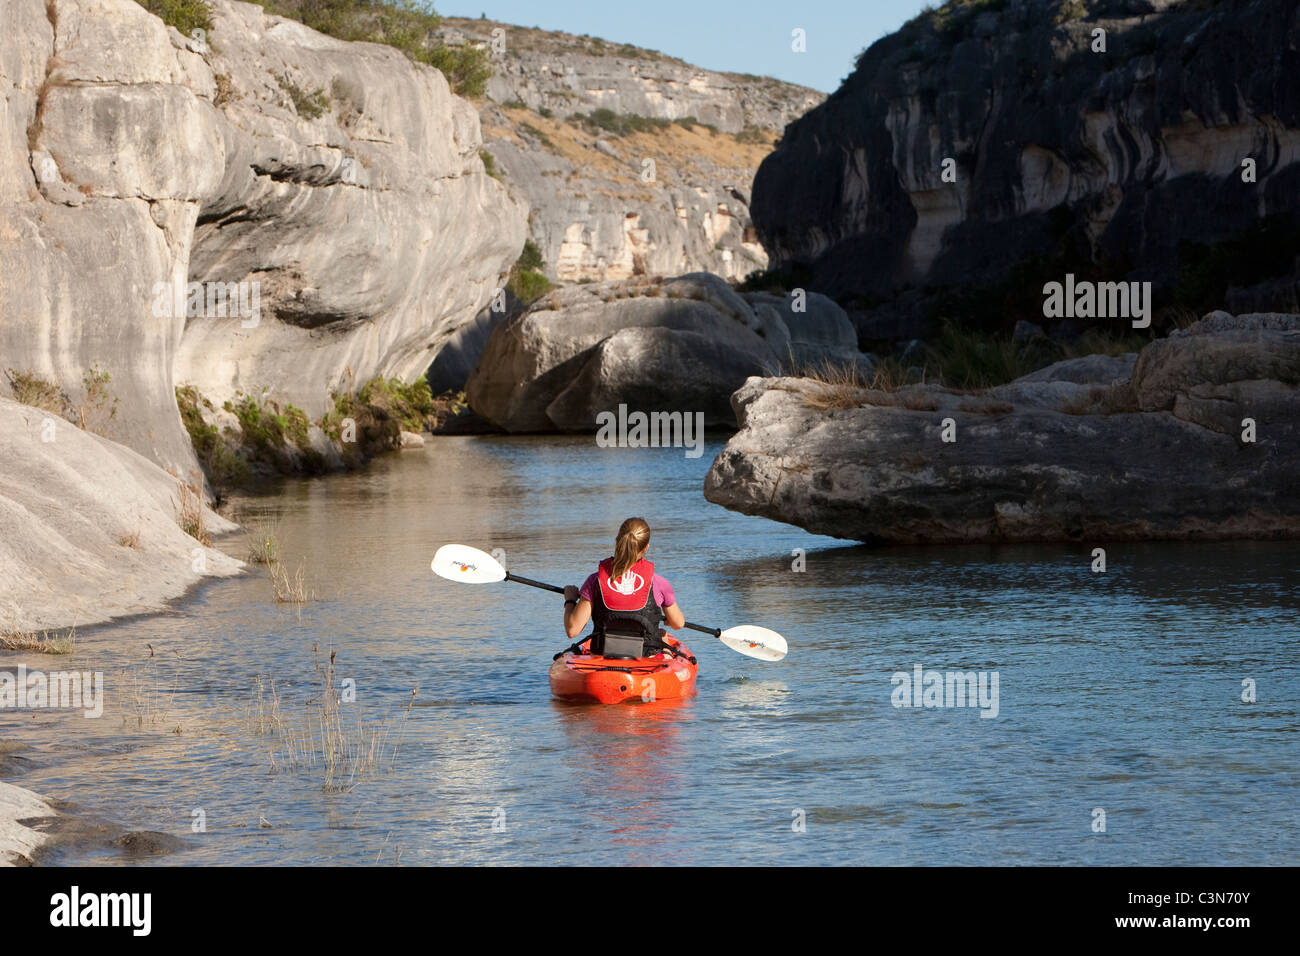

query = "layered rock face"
440;18;822;134
466;273;866;432
481;108;771;283
752;0;1300;316
0;0;525;475
438;18;822;286
704;313;1300;543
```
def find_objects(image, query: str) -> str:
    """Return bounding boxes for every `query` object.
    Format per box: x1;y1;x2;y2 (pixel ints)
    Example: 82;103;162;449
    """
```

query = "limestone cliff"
0;0;526;475
751;0;1300;333
439;18;823;285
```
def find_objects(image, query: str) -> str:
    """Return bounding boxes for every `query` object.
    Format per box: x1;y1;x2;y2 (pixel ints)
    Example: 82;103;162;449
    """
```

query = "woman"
563;517;686;658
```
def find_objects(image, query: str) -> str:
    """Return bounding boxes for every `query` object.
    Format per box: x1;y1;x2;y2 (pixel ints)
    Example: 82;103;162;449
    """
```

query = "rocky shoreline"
0;781;55;866
704;312;1300;543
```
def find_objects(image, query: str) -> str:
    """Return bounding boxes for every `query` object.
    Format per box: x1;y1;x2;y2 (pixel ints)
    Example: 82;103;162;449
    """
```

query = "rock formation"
0;780;54;866
751;0;1300;335
466;273;867;432
1;0;525;476
0;397;241;632
704;312;1300;543
437;17;822;287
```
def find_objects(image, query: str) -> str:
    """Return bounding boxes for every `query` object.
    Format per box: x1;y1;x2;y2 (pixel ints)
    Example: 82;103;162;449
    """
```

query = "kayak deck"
549;637;698;705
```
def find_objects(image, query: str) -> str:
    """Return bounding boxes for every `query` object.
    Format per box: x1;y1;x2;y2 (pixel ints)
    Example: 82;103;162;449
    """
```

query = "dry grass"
792;355;931;410
171;472;211;546
484;105;773;193
958;399;1015;415
0;623;76;655
249;648;418;793
119;654;180;729
270;559;312;604
1159;305;1203;331
118;522;142;550
1061;382;1141;416
4;368;67;415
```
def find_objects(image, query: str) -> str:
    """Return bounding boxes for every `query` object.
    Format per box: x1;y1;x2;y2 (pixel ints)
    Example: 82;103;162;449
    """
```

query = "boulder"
703;313;1300;543
466;273;870;431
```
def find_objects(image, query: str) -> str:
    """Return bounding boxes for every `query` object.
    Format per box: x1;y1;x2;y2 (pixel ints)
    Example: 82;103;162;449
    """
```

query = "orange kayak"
549;637;698;704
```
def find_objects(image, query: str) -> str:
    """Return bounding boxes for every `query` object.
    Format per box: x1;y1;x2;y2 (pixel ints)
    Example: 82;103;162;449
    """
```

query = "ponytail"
611;517;651;581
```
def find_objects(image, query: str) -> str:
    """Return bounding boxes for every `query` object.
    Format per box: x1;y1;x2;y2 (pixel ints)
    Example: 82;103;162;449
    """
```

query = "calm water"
4;436;1298;865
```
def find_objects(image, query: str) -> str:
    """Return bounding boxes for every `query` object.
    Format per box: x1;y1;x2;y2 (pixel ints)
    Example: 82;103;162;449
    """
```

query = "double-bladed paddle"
432;543;788;662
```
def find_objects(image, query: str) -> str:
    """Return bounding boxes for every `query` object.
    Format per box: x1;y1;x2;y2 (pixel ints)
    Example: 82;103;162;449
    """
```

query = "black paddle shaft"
503;572;722;637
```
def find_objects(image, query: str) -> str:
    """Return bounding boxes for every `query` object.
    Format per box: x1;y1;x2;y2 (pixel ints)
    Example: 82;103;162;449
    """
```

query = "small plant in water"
249;647;417;793
270;559;312;604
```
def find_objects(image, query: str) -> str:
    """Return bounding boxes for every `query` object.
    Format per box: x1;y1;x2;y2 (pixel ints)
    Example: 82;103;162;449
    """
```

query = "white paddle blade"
718;625;788;662
432;544;506;584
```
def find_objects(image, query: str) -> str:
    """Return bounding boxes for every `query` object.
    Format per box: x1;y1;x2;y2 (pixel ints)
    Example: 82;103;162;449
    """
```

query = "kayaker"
563;517;686;658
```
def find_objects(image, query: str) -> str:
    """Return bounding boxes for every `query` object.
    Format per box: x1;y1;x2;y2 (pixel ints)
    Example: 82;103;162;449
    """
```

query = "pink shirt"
580;571;676;609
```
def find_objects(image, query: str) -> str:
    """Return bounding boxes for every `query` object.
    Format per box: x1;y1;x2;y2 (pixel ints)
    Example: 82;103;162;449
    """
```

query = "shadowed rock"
752;0;1300;324
466;273;870;431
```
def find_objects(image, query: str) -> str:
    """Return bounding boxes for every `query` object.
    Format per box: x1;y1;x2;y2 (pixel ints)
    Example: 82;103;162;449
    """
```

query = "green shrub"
136;0;212;36
506;240;553;303
735;126;772;145
479;149;500;179
520;121;553;148
322;375;433;460
277;74;329;119
176;386;249;487
508;269;553;303
252;1;492;97
424;43;491;98
570;108;670;137
223;392;311;452
923;322;1025;389
516;239;544;272
357;376;434;432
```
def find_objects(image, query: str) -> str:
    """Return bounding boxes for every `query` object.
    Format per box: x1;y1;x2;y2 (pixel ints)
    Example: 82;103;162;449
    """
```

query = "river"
5;436;1298;865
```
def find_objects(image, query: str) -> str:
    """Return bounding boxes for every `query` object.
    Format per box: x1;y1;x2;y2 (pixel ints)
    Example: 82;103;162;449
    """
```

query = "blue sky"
440;1;932;93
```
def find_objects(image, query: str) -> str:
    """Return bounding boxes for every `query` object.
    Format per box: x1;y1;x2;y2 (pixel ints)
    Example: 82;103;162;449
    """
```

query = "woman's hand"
564;585;580;602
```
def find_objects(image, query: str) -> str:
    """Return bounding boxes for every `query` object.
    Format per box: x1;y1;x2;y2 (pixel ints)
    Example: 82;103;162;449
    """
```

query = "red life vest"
591;557;664;655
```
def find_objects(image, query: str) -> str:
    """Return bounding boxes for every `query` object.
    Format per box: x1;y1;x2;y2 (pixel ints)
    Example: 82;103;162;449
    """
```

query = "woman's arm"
661;602;685;630
563;585;591;639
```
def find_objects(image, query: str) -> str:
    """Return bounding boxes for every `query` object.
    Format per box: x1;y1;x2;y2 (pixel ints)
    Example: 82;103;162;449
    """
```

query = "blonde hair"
611;517;651;580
